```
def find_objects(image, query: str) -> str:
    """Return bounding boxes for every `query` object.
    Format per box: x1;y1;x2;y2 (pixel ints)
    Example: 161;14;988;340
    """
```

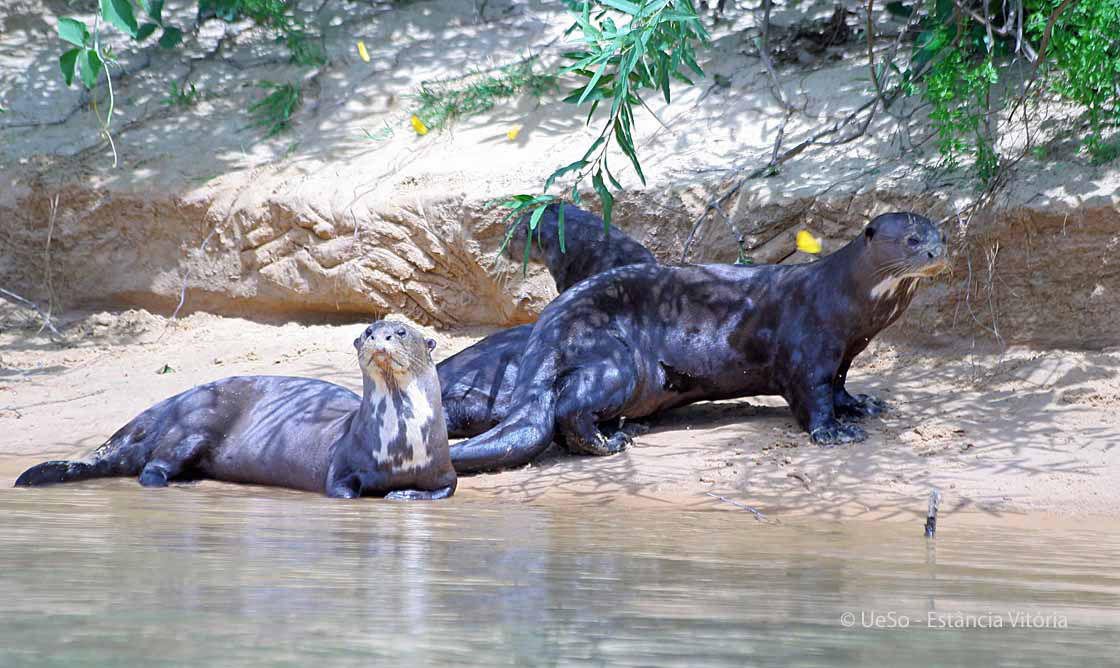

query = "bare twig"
924;489;942;537
89;14;119;168
963;244;1006;352
3;389;107;413
706;492;771;522
1008;0;1081;124
41;194;59;336
163;215;233;334
757;0;795;112
866;0;891;112
680;93;883;262
770;112;789;164
0;288;62;338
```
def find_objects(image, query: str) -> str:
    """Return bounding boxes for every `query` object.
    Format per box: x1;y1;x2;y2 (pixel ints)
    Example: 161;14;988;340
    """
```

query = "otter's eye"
395;328;407;338
906;236;921;247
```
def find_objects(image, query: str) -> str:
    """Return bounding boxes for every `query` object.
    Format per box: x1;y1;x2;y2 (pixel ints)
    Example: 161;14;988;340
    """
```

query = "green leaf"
585;99;600;124
614;115;646;184
557;203;566;253
520;205;543;270
592;169;614;226
680;43;704;78
101;0;140;38
58;17;89;47
581;135;606;161
577;59;610;105
158;26;182;48
563;86;611;104
139;0;164;22
604;158;622;190
544;158;588;192
934;0;954;24
598;0;642;14
59;48;80;86
885;1;912;17
136;22;158;41
79;48;103;89
657;50;671;103
528;202;548;232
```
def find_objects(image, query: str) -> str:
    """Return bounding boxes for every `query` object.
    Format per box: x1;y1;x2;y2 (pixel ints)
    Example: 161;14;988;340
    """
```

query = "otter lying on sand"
16;320;456;499
449;212;949;473
439;204;657;437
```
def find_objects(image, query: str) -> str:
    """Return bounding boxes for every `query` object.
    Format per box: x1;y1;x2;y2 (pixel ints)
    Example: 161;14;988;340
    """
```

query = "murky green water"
1;482;1117;667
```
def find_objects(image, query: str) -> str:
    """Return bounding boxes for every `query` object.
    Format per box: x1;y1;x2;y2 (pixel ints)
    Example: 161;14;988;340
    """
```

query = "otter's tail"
449;384;558;475
14;419;154;487
14;458;118;487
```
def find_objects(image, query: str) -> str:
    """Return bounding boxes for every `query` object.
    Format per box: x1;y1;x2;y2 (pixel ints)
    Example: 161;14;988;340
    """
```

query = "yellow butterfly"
411;115;429;136
356;41;370;63
796;230;822;254
507;125;522;141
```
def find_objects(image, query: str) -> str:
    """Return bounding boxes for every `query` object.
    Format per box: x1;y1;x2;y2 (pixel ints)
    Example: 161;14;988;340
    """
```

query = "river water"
1;482;1117;667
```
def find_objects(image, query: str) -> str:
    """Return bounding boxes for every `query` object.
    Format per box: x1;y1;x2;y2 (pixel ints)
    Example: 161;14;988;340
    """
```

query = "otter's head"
354;320;436;384
862;212;949;280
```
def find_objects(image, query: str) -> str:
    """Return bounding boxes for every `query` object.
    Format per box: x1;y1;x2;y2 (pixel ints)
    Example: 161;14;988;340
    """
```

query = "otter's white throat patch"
870;276;904;300
368;374;434;470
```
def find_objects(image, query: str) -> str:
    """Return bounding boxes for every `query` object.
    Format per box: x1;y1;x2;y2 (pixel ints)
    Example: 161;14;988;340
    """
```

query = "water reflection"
1;482;1118;666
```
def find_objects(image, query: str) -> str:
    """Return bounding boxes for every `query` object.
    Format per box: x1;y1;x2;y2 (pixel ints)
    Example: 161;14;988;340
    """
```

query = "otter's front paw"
566;430;631;456
810;422;867;446
385;489;427;501
835;393;887;421
138;463;170;487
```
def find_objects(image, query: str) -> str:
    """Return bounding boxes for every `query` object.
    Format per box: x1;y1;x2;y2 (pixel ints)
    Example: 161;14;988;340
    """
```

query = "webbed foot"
835;393;887;421
385;485;455;501
566;429;631;457
810;422;867;446
138;463;170;487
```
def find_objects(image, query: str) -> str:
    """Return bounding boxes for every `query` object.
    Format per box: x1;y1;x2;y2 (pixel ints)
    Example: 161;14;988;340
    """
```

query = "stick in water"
924;489;942;538
705;492;769;522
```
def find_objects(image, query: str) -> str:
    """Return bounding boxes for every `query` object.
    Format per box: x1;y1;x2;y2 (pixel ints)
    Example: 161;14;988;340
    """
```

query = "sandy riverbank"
3;306;1117;524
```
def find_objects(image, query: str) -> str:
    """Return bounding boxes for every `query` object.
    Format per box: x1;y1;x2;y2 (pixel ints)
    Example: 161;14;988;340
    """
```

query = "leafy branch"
495;0;709;253
56;1;183;166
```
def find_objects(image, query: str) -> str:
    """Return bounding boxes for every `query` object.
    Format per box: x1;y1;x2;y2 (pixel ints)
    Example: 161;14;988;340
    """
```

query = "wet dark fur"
449;212;949;473
438;204;657;437
15;321;456;499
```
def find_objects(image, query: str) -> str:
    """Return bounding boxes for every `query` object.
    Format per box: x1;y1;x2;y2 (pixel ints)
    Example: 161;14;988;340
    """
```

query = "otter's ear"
353;337;361;350
426;338;436;351
865;226;876;241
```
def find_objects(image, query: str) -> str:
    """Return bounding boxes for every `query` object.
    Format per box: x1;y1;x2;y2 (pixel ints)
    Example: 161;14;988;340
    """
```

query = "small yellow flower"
507;125;522;141
356;41;370;63
410;114;429;136
796;229;822;254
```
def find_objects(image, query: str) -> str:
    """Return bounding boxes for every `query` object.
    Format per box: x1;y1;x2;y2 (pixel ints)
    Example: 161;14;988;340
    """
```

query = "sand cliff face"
2;0;1117;346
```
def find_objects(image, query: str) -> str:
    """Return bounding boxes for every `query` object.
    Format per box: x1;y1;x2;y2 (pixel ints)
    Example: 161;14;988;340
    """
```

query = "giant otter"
503;203;657;293
15;320;457;499
449;212;949;473
439;204;657;437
